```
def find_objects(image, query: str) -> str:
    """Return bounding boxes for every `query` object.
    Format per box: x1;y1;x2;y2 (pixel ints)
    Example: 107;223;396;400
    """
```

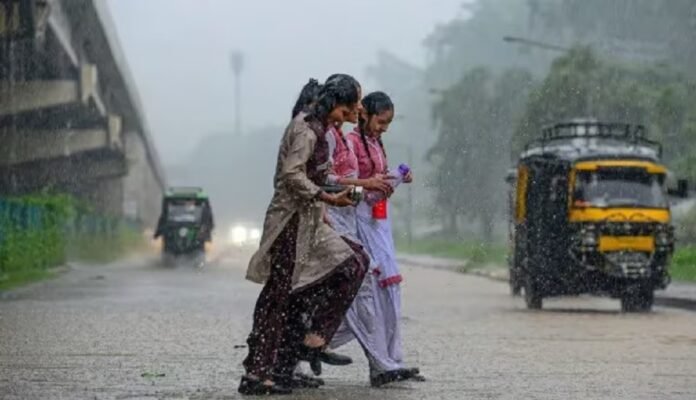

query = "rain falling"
1;1;696;399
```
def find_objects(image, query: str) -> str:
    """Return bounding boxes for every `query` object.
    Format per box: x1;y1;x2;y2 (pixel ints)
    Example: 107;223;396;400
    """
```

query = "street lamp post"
502;35;594;116
502;36;570;53
230;51;244;136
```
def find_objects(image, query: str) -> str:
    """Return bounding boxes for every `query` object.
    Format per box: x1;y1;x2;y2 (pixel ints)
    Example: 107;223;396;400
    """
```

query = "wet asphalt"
1;249;695;400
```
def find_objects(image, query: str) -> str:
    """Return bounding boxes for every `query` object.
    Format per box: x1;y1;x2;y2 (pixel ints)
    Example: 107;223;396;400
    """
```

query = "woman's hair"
292;78;322;118
358;91;394;171
308;74;361;123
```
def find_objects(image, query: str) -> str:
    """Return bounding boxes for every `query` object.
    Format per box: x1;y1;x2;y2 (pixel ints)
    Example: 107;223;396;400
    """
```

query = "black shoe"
370;368;420;388
294;372;325;387
238;376;293;395
297;347;353;376
319;351;353;366
273;373;323;389
297;346;323;376
310;357;322;376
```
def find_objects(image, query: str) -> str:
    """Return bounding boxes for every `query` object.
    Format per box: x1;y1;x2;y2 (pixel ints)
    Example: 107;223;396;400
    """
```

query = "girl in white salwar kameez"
328;91;424;387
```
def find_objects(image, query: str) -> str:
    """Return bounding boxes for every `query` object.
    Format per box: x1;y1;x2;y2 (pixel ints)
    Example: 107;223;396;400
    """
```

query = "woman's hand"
363;175;394;196
320;188;355;207
403;171;414;184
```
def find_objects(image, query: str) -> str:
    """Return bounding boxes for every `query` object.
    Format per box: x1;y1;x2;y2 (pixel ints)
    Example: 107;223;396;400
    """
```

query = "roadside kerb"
398;253;696;311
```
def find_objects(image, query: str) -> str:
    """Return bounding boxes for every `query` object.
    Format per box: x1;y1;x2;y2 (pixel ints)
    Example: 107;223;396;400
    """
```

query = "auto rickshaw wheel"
524;277;543;310
510;272;522;296
620;285;654;313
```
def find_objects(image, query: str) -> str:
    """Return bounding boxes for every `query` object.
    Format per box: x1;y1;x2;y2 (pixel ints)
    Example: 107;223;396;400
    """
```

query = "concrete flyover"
0;0;165;228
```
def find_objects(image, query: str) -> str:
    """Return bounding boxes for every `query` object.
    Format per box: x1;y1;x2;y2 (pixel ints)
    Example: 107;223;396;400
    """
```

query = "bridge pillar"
122;130;163;228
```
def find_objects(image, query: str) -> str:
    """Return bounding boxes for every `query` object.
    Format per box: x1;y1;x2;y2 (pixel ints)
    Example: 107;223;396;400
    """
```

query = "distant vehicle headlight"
249;228;262;241
229;225;248;246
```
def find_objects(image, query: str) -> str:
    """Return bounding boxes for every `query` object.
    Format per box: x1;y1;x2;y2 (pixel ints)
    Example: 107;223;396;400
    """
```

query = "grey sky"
106;0;467;163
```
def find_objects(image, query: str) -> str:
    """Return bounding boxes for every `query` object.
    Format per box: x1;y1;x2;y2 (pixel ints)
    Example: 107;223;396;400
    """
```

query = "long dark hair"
292;78;322;118
358;91;394;171
308;74;361;125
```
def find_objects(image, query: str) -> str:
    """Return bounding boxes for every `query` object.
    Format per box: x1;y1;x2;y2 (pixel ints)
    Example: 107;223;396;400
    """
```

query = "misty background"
105;0;696;242
106;0;466;227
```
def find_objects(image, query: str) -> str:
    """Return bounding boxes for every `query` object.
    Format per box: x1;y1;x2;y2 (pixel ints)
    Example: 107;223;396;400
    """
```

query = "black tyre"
621;286;654;313
510;271;522;296
524;276;543;310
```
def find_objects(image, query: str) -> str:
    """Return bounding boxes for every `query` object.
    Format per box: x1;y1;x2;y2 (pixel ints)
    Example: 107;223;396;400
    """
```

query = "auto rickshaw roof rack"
524;121;663;159
165;187;208;199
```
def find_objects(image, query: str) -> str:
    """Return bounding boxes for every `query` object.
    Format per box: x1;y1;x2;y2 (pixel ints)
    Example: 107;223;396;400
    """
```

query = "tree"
514;47;696;180
530;0;696;74
424;0;551;88
365;51;440;235
428;67;535;239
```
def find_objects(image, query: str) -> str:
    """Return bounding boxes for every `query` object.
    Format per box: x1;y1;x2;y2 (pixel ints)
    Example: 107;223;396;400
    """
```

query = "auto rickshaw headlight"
655;229;672;247
179;227;189;238
580;225;598;246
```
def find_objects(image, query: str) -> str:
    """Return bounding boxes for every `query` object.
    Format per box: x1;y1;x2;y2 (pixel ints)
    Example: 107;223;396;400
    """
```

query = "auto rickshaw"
506;120;688;312
154;187;214;267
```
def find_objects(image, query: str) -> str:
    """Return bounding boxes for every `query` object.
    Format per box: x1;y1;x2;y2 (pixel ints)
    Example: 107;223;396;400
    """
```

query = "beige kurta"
246;113;355;291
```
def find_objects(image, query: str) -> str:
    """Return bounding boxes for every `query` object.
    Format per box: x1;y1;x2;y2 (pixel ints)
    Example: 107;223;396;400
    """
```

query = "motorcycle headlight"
229;225;248;245
178;227;189;238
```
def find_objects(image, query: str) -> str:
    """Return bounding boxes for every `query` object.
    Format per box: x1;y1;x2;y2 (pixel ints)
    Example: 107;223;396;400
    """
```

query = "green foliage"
514;47;696;178
530;0;696;75
671;246;696;282
428;66;535;237
0;194;145;290
424;0;552;87
0;195;73;277
395;236;507;267
66;220;146;263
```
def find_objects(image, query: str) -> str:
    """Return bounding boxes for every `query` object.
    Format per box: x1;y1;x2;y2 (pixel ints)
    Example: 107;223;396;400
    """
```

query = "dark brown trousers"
242;214;368;380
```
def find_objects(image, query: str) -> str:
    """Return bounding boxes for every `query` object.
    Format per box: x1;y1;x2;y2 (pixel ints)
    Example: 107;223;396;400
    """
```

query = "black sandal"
238;376;292;395
370;368;420;388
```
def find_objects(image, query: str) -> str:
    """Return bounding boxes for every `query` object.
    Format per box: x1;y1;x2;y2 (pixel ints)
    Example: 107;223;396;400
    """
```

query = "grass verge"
671;246;696;282
0;268;58;291
397;237;696;283
395;236;507;269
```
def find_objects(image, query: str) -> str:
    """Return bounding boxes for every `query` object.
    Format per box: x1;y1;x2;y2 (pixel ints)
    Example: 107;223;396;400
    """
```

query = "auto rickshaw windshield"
167;201;203;223
573;168;667;209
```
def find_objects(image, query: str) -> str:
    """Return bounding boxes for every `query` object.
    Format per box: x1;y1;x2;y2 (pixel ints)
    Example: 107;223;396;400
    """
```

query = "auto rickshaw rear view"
154;187;215;267
506;120;688;312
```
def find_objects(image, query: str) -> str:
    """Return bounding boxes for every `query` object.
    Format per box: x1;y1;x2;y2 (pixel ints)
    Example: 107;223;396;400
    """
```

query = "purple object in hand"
398;163;410;177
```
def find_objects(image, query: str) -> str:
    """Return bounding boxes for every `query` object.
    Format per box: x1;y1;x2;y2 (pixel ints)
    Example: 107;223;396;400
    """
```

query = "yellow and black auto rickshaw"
506;120;688;312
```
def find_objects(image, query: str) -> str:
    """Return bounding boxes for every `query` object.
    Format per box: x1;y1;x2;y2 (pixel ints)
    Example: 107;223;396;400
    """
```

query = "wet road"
1;250;695;400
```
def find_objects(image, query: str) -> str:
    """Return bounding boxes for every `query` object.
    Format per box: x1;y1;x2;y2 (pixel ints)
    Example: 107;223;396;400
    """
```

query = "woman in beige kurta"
239;75;368;396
